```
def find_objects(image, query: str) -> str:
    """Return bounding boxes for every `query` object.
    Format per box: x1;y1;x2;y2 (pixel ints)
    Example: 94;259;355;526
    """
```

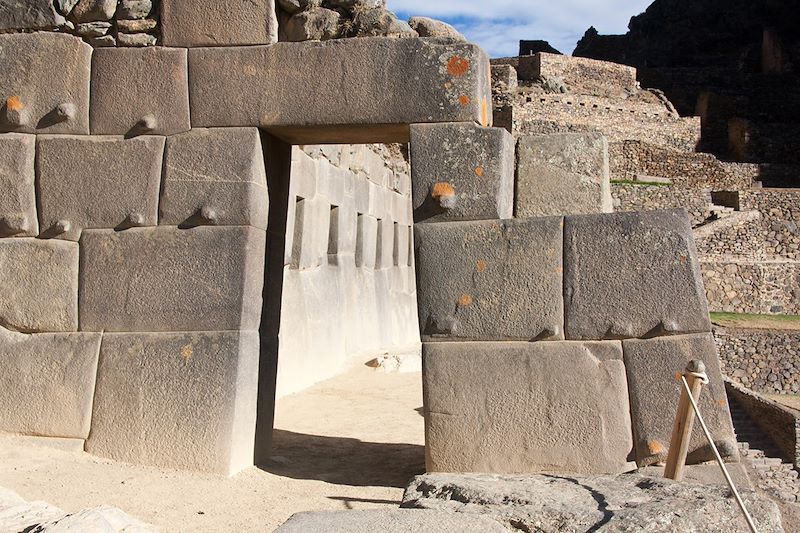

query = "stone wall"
0;26;492;477
0;0;159;47
517;52;638;98
725;378;800;468
612;183;712;226
276;144;419;398
716;328;800;394
609;140;757;189
701;259;800;315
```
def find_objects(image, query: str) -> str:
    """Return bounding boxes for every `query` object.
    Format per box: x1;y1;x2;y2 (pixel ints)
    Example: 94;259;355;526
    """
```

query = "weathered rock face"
0;328;101;439
0;133;37;237
160;0;278;47
415;217;564;341
37;135;165;240
275;509;507;532
0;0;65;31
516;132;613;218
410;122;514;222
624;333;738;466
160;128;269;229
423;341;635;475
409;17;465;41
402;473;785;532
563;209;712;340
0;33;91;135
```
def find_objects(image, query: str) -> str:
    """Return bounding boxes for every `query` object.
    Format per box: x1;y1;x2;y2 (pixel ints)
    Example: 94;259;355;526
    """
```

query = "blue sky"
389;0;653;58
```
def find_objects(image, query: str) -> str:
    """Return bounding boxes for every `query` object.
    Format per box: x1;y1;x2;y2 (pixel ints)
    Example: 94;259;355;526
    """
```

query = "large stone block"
161;128;268;229
90;47;190;136
410;122;514;222
189;38;492;144
0;133;37;237
79;226;265;332
86;331;258;476
160;0;277;47
563;209;712;340
415;217;564;341
275;510;507;533
37;135;165;240
0;0;65;31
0;33;90;134
623;333;738;467
516;133;613;218
423;341;635;474
0;239;77;333
0;327;101;438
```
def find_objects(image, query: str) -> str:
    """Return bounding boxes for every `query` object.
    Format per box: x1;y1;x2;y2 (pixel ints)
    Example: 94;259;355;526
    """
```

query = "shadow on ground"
260;430;425;488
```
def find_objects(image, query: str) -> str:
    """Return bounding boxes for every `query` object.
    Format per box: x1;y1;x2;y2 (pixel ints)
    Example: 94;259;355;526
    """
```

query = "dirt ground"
0;364;425;532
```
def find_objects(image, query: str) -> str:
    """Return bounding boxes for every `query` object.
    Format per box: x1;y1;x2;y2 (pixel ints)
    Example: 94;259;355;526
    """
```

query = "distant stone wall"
717;328;800;394
701;258;800;315
276;144;419;398
508;94;701;152
518;52;638;98
612;184;712;226
609;140;756;189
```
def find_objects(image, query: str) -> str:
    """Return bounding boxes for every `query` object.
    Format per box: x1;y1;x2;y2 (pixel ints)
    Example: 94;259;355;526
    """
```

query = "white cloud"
388;0;653;57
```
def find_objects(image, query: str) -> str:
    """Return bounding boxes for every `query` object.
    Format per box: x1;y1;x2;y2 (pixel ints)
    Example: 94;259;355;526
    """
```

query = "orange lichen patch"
475;166;484;177
431;182;456;199
674;371;682;381
458;95;470;107
647;440;665;455
476;260;487;272
555;266;563;273
718;399;726;407
447;56;470;77
6;95;24;111
458;294;473;306
480;97;490;127
180;344;194;362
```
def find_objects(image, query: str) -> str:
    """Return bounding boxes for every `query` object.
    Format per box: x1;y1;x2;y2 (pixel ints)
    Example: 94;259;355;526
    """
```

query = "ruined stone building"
0;1;793;530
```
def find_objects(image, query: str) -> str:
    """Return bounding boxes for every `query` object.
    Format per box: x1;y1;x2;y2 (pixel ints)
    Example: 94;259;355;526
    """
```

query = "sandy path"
0;364;425;532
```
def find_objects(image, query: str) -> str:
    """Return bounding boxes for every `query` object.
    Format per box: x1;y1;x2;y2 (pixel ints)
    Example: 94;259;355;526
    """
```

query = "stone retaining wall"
716;328;800;394
725;378;800;468
612;183;712;226
701;258;800;315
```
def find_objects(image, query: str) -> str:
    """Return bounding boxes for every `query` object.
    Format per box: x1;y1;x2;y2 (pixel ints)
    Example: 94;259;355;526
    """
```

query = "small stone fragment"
116;0;151;19
277;0;321;14
71;0;116;22
285;8;341;41
90;35;116;47
75;21;111;37
54;102;77;123
2;97;31;129
56;0;80;16
350;8;400;37
409;16;465;40
117;32;157;47
116;18;157;33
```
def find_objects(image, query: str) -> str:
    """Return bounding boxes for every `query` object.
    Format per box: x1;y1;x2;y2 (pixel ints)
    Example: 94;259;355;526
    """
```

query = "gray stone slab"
355;213;377;269
0;239;78;332
160;0;277;47
275;509;507;533
415;218;564;341
188;38;492;143
403;473;784;532
0;133;37;237
516;133;613;218
0;328;101;438
0;0;65;32
79;226;265;332
623;333;738;467
563;209;712;340
161;128;268;229
423;341;635;474
86;331;258;476
410;123;514;222
37;135;165;240
90;47;190;136
0;33;90;134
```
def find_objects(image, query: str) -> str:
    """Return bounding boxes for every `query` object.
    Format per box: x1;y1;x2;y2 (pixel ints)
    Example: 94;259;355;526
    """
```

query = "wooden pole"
664;359;707;481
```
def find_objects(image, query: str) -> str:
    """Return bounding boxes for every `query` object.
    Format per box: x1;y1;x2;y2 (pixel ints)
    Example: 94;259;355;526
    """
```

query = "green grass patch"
710;312;800;330
611;179;672;187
